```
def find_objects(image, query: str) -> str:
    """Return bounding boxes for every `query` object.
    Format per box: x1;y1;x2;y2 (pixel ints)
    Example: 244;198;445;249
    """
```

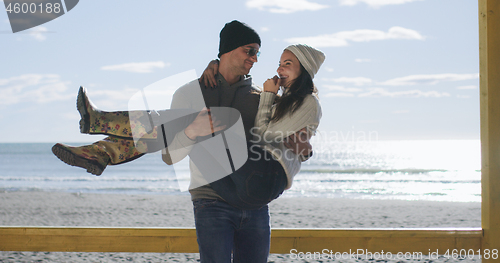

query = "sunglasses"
244;47;261;58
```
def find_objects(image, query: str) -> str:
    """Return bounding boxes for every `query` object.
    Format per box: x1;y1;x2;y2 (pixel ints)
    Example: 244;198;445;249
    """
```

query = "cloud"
0;74;72;105
246;0;328;13
380;73;479;86
355;58;371;63
339;0;421;8
101;61;169;73
321;73;479;98
323;85;363;97
358;119;379;123
261;27;270;32
324;84;363;92
324;92;356;98
89;88;145;103
285;26;424;47
322;77;373;86
358;88;451;98
29;26;48;41
456;85;478;90
50;87;158;111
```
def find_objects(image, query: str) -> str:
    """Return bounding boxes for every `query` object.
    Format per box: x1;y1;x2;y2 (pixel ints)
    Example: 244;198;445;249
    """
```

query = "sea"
0;139;481;202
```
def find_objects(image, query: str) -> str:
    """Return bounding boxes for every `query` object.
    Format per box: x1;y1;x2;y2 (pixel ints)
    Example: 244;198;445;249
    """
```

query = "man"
163;20;312;262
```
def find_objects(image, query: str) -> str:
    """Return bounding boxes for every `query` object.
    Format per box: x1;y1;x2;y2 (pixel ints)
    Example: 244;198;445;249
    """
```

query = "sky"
0;0;480;143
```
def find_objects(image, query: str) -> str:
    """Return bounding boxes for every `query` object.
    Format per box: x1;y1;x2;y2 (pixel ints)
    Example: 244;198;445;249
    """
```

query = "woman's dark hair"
271;64;317;122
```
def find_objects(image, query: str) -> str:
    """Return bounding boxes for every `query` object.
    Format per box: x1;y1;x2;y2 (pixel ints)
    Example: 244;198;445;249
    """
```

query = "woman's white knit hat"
285;44;325;79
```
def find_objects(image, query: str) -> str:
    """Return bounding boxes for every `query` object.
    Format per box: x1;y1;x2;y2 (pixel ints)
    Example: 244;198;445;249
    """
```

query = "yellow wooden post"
479;0;500;262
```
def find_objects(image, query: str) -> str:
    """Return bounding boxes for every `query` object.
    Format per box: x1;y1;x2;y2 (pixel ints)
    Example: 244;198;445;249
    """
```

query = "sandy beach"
0;191;481;262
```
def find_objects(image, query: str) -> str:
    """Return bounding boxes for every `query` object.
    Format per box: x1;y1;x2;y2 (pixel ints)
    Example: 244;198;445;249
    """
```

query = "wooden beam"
479;0;500;262
0;227;482;255
0;227;199;253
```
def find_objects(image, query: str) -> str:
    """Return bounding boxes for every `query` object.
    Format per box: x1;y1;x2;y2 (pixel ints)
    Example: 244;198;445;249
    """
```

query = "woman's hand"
184;108;226;140
283;127;313;156
199;60;219;88
263;75;280;94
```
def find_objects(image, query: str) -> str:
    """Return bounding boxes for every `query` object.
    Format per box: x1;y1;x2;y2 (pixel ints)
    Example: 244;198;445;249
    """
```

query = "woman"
52;44;324;209
206;44;324;209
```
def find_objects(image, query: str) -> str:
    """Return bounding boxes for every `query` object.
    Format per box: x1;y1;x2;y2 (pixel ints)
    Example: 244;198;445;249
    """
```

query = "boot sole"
52;144;105;176
77;86;90;134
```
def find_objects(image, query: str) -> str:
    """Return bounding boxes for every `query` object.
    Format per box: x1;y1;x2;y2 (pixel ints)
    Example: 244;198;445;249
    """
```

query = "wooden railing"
0;227;482;254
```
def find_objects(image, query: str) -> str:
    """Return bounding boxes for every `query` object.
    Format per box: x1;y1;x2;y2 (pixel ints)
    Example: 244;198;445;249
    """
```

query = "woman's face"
277;50;302;88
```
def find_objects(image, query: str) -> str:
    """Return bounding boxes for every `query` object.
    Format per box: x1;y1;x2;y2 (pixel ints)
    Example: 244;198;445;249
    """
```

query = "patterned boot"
52;137;146;176
77;86;158;140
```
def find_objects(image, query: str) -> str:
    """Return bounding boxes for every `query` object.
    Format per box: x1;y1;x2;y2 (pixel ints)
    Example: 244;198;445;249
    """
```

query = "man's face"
228;43;260;75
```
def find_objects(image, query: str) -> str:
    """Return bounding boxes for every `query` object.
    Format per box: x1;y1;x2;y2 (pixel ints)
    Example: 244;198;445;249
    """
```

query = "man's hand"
283;127;312;156
199;60;219;88
184;108;226;140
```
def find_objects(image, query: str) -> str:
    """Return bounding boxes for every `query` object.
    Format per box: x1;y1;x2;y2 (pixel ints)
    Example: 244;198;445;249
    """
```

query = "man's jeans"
193;198;270;263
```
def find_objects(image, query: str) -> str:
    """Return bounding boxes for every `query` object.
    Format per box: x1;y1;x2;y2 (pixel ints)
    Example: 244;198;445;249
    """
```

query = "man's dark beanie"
218;20;261;58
